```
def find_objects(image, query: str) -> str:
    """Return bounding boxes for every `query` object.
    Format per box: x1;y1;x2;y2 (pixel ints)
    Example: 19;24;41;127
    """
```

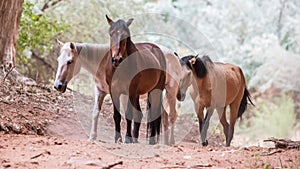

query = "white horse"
54;40;181;145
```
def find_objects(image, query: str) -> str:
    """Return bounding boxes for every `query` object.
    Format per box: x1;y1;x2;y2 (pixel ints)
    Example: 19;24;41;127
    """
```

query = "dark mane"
180;55;212;78
180;55;194;69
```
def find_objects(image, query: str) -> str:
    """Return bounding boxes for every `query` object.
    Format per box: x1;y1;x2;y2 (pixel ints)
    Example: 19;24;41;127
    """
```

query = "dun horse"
97;15;167;144
53;40;179;145
177;54;253;146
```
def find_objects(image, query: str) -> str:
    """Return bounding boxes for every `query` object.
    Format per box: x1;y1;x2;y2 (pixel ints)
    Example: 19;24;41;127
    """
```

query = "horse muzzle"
54;80;67;93
112;56;123;67
176;91;186;101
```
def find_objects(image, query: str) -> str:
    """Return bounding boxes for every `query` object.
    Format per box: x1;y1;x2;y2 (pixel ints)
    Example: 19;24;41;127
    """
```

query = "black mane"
180;55;212;78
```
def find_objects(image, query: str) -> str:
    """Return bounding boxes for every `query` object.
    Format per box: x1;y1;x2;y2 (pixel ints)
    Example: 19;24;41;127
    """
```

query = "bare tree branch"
31;50;55;72
41;0;64;13
277;0;287;40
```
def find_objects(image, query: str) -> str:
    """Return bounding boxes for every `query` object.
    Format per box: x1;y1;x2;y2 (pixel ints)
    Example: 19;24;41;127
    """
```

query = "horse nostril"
54;81;63;90
54;84;62;90
57;84;62;89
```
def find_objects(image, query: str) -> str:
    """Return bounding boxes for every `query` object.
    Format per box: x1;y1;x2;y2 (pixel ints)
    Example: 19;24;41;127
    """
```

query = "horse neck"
125;37;138;56
77;43;109;76
192;68;210;92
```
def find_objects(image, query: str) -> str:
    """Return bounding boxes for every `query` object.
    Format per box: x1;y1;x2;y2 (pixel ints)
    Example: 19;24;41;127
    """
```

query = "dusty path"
0;81;299;168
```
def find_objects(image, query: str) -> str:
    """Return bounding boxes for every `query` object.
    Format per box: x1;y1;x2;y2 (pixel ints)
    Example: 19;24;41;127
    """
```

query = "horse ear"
126;18;134;27
174;52;179;57
57;39;64;46
70;42;75;50
195;54;199;58
106;15;114;25
189;57;197;65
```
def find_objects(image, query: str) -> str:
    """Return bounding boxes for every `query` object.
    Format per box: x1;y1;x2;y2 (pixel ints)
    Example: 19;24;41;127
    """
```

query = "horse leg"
113;95;122;143
125;98;133;143
216;107;229;145
227;103;239;147
132;96;143;143
166;89;177;145
201;107;214;146
162;109;169;145
196;106;205;145
148;89;163;145
89;88;106;141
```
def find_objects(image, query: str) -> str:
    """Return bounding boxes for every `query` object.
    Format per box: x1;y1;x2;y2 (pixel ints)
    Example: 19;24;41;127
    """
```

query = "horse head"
54;39;82;93
106;15;133;67
176;55;194;101
177;54;210;101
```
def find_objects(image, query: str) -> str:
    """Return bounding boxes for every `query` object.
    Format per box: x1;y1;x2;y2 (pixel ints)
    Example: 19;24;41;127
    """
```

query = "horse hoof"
89;134;96;141
149;137;156;145
132;137;139;143
125;136;133;143
202;140;208;146
115;133;122;143
170;139;175;146
88;138;95;142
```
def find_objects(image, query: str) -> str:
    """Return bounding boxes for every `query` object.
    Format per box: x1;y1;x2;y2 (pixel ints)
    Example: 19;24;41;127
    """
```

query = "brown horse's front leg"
112;95;122;143
197;106;207;146
125;98;133;143
132;98;143;143
201;107;214;146
127;94;143;143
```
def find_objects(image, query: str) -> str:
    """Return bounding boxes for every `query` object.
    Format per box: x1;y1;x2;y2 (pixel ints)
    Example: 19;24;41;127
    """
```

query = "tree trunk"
0;0;35;85
0;0;23;71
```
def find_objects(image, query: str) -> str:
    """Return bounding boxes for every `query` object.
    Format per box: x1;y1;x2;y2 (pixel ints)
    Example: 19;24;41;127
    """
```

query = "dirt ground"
0;80;299;169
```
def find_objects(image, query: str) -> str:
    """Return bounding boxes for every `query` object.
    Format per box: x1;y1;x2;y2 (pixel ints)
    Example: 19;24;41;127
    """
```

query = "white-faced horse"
53;40;180;145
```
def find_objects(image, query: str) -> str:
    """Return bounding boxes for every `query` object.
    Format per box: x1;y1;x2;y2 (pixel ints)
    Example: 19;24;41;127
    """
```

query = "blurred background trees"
18;0;300;90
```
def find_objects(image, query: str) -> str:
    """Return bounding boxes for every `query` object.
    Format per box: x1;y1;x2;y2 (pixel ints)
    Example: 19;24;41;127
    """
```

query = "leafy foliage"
17;1;69;82
17;1;69;64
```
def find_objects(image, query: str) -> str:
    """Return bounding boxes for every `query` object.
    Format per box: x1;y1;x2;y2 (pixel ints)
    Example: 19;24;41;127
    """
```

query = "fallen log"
264;137;300;149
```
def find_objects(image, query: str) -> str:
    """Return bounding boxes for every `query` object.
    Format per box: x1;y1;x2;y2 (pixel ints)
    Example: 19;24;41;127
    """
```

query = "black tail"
146;93;162;138
146;92;163;143
238;88;254;119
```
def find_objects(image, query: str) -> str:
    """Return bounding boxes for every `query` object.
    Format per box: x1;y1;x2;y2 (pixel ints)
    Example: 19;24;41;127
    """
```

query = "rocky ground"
0;80;299;169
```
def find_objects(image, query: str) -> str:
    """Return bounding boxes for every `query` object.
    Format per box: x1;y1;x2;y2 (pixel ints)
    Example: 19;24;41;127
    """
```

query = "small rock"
12;123;22;134
3;164;11;168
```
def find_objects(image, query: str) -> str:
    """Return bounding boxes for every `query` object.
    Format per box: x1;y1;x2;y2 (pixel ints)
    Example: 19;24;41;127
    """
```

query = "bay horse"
53;40;179;145
97;15;166;145
177;54;254;146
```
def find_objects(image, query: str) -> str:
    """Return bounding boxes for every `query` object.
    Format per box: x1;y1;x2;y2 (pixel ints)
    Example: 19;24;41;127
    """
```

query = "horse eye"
67;60;73;65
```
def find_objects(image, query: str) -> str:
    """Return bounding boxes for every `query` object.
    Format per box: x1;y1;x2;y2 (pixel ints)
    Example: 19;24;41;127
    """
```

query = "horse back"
134;43;167;91
217;63;246;105
135;43;166;68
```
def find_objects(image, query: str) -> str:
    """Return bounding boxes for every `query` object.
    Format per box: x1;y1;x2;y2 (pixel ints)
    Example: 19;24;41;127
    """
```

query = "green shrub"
237;94;297;145
252;94;296;138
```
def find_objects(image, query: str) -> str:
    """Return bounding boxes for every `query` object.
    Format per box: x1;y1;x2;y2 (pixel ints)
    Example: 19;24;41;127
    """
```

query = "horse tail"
238;88;254;119
146;91;163;140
